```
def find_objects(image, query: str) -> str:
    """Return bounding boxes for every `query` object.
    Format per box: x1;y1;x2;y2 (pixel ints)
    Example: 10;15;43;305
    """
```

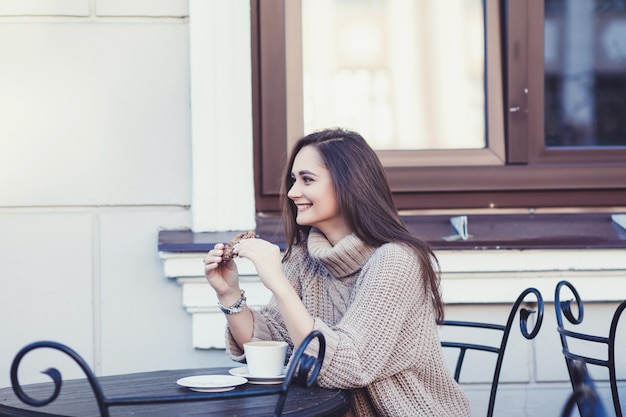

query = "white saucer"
229;366;287;385
176;375;248;392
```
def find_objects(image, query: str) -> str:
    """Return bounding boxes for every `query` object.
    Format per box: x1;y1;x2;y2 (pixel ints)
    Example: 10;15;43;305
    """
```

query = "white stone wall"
0;0;242;389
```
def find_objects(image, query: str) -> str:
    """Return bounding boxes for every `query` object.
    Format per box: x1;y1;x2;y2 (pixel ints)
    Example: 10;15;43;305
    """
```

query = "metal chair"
555;280;626;417
439;287;544;417
561;359;609;417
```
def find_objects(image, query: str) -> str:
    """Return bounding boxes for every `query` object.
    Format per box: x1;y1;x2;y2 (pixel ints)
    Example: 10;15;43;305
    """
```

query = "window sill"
158;213;626;252
157;213;626;348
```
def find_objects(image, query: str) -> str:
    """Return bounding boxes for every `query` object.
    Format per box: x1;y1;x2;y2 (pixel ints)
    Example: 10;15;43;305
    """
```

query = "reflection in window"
301;0;485;151
545;0;626;147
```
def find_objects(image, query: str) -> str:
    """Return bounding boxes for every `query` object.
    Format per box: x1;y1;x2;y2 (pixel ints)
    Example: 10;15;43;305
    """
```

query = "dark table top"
0;367;351;417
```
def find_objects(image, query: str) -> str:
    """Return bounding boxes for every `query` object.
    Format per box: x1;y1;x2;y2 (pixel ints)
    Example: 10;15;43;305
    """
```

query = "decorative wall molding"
160;248;626;349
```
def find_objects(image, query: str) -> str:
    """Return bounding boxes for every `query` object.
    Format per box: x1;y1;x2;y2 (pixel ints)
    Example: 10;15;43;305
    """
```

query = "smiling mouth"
295;203;312;211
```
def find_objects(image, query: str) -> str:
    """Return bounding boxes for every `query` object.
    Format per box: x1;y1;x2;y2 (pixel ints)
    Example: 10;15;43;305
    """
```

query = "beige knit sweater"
225;229;471;417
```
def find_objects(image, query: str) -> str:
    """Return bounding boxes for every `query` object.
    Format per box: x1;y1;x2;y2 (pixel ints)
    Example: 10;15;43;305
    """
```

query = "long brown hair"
280;128;444;322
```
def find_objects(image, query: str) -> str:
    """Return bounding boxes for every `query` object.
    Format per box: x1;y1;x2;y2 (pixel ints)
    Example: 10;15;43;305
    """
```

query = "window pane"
545;0;626;147
301;0;486;151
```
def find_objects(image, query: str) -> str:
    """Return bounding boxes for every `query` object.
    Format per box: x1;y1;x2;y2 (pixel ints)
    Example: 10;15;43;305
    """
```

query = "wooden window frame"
251;0;626;214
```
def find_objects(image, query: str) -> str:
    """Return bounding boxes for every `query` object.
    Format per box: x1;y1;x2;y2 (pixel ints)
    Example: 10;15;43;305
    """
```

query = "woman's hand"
234;237;315;347
204;243;241;300
234;238;288;293
204;243;253;349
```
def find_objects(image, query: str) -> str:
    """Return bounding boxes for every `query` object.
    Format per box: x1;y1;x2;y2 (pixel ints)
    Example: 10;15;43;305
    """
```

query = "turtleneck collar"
307;228;377;278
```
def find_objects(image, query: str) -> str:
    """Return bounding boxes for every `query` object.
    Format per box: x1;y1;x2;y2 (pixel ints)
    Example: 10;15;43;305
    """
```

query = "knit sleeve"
306;243;437;389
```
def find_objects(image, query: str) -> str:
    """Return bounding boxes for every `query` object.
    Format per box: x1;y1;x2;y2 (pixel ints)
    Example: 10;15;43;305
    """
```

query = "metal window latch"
442;216;470;241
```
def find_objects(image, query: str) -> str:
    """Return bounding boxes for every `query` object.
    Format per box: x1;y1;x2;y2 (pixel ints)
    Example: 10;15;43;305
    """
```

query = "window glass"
252;0;626;212
301;0;486;151
545;0;626;147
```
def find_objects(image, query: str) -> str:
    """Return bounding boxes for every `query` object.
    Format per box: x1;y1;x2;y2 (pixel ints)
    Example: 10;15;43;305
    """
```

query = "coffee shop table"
0;366;352;417
0;331;350;417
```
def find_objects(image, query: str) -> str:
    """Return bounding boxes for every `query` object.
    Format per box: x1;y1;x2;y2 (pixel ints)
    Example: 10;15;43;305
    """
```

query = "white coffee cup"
243;340;288;377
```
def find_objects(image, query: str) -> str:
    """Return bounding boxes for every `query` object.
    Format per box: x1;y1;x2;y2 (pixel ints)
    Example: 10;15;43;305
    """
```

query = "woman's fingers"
233;239;285;291
204;243;227;265
233;238;279;259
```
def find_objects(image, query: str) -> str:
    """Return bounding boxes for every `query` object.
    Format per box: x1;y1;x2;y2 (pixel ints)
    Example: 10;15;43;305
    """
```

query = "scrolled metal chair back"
10;341;109;416
273;330;326;416
561;360;608;417
440;287;544;417
555;280;626;417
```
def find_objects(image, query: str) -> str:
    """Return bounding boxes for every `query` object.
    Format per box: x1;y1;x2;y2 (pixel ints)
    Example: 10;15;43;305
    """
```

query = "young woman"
204;128;470;416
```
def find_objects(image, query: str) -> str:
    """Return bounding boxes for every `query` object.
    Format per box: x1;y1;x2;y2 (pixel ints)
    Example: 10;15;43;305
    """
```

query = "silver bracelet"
218;289;247;315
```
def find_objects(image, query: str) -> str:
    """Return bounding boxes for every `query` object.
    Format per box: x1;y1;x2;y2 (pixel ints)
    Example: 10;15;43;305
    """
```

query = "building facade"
1;1;625;416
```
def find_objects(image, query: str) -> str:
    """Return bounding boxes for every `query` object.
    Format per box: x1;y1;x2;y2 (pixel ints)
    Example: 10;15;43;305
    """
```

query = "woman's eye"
302;176;313;184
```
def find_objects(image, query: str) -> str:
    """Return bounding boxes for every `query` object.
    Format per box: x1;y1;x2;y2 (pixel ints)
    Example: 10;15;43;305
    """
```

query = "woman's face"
287;145;351;244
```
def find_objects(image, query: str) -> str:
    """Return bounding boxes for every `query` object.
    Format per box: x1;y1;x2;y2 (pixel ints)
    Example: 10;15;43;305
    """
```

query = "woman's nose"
287;183;300;199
